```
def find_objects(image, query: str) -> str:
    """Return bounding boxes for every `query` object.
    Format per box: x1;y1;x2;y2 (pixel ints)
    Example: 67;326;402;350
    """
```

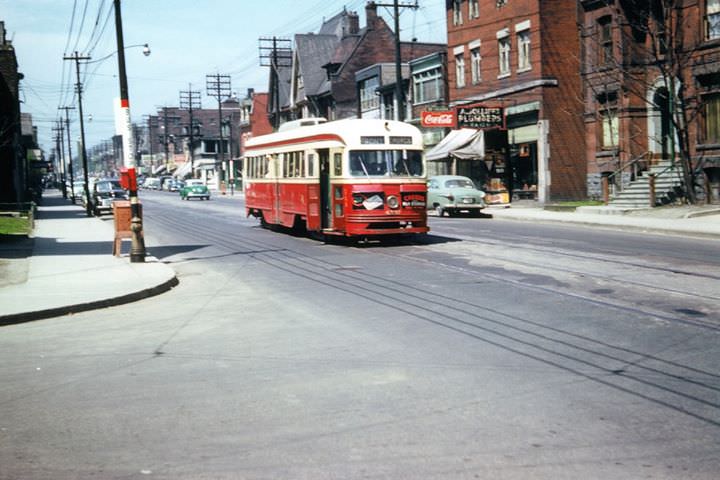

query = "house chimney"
347;11;359;35
365;2;378;30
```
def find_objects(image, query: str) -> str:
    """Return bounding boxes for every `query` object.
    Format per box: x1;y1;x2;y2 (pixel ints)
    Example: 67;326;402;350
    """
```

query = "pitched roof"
294;33;339;97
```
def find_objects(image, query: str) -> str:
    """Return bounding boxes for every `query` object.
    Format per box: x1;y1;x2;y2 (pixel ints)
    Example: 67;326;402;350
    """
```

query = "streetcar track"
150;210;720;384
145;202;720;426
418;233;720;302
153;209;720;332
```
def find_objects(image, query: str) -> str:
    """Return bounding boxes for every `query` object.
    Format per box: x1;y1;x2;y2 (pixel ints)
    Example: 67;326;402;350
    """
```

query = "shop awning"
174;161;191;179
451;130;485;160
425;128;484;161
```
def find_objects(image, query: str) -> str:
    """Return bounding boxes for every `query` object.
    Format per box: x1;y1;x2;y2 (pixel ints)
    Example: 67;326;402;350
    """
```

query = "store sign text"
421;111;456;128
456;105;504;129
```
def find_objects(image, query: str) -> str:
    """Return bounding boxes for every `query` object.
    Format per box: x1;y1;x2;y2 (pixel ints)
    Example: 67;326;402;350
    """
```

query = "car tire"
435;205;444;217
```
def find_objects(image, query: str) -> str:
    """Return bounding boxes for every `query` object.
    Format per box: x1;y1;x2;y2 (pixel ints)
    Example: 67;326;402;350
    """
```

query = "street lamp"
114;0;147;263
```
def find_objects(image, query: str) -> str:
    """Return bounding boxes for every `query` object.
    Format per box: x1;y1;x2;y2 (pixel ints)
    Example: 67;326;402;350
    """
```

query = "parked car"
427;175;486;217
70;180;85;203
180;179;210;200
90;179;129;216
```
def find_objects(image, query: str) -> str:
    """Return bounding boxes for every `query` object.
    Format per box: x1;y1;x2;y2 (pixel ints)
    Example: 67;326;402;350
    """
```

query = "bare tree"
580;0;705;203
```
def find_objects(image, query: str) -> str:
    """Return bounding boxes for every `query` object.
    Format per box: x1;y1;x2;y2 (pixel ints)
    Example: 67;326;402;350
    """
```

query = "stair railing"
602;151;652;204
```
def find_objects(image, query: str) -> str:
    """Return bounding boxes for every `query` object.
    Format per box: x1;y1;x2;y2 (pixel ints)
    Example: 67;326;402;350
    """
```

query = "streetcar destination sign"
456;105;504;129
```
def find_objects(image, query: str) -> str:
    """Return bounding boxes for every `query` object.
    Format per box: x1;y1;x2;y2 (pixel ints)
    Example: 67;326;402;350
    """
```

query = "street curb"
0;275;179;327
490;213;720;240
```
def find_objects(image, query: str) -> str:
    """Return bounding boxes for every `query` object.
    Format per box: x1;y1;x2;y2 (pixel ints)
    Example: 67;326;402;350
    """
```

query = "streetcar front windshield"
349;150;424;177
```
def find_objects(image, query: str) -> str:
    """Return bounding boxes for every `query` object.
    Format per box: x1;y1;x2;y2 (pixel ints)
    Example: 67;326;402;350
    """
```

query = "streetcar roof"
244;118;423;153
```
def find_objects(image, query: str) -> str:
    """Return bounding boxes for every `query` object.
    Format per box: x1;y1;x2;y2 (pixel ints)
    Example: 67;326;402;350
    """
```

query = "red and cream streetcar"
243;118;429;238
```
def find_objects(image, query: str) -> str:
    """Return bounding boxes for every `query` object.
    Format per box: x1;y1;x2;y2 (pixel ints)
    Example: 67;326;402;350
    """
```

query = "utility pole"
206;73;231;190
180;86;201;177
63;51;92;217
59;106;76;203
113;0;146;262
161;107;170;174
374;0;418;121
52;122;67;198
259;36;292;129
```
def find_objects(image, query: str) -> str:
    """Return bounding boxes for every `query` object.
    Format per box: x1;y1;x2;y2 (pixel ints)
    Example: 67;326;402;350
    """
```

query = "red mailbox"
119;167;138;191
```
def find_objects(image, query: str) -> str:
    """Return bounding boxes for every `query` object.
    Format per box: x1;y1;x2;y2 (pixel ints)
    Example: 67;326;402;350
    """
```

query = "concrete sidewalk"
0;191;177;326
485;203;720;239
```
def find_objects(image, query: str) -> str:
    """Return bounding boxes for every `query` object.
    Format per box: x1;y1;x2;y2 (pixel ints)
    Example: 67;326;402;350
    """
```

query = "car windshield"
349;150;423;177
445;179;475;189
96;181;123;192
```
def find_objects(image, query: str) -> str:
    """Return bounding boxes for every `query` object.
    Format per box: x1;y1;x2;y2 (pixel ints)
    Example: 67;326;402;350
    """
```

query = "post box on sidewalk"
112;200;141;256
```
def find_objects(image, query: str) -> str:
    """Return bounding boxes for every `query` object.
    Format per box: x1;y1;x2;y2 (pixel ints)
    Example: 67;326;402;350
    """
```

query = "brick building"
440;0;586;203
580;0;720;205
0;21;24;202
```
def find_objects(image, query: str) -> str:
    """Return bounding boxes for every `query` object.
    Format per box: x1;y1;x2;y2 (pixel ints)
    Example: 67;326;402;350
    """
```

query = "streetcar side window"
333;153;342;176
307;153;315;177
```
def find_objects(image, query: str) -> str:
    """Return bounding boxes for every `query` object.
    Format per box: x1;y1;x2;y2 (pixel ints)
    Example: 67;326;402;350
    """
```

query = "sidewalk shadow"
36;208;91;220
143;244;210;260
0;236;34;259
31;237;115;255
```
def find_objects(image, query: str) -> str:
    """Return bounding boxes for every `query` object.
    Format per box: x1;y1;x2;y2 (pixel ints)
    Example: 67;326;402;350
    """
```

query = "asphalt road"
1;190;718;480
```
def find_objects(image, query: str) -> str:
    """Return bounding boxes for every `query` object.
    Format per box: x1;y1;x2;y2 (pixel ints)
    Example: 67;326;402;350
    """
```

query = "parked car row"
70;174;481;216
78;178;129;216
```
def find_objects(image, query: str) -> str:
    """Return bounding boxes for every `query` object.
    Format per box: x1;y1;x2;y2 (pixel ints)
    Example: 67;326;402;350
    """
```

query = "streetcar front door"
319;149;330;229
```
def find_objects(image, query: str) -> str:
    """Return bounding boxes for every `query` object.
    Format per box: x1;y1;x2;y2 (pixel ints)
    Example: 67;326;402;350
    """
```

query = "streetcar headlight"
387;195;399;209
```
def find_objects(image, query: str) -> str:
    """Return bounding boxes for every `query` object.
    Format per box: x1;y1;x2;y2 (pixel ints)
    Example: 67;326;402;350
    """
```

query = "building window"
704;93;720;143
383;92;394;119
469;0;479;19
600;110;619;149
359;76;380;112
498;36;511;76
517;30;531;71
455;52;466;88
453;0;463;26
470;47;482;84
708;0;720;40
599;16;613;65
413;67;443;104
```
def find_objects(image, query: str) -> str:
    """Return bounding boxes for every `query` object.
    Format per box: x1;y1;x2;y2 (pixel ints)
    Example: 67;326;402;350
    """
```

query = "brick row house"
581;0;720;205
0;21;29;202
437;0;585;203
267;3;445;128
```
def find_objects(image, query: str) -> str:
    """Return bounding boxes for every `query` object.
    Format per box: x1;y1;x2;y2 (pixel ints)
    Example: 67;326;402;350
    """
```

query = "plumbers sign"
456;105;504;129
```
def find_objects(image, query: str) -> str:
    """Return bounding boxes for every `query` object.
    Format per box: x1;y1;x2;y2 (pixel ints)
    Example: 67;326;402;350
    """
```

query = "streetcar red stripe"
245;133;345;151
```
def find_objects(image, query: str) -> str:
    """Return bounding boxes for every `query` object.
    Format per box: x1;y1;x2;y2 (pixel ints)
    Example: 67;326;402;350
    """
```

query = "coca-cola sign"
421;111;456;128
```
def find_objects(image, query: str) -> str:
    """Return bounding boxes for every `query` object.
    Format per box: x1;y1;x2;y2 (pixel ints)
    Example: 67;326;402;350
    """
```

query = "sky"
1;0;448;153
